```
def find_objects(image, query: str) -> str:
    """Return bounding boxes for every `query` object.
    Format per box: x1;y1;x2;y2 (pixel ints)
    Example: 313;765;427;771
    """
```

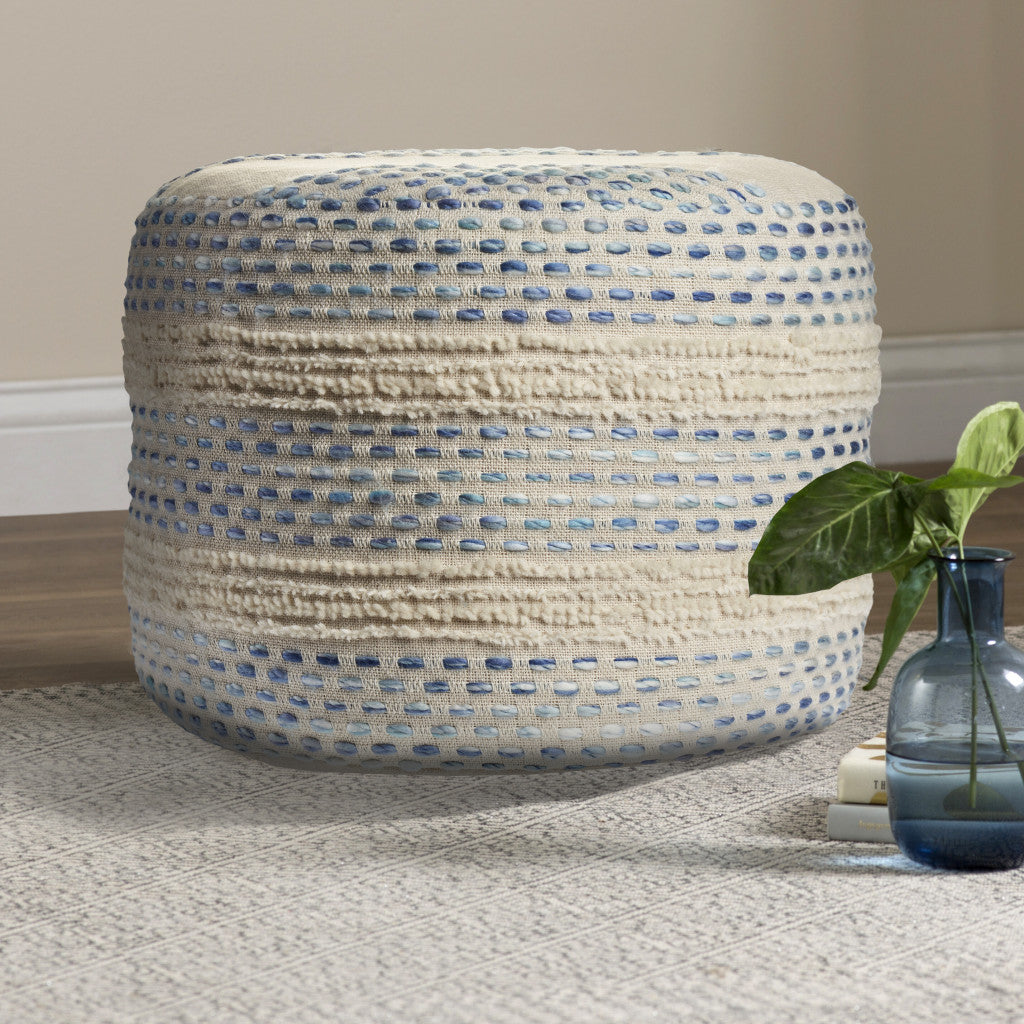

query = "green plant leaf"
883;531;944;583
863;558;937;690
926;468;1024;491
895;476;958;534
863;481;946;582
879;482;958;578
945;402;1024;535
747;462;917;596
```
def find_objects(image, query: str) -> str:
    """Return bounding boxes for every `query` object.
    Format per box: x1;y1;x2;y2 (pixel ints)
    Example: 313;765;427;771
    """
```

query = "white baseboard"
1;330;1021;516
0;377;130;517
872;329;1024;465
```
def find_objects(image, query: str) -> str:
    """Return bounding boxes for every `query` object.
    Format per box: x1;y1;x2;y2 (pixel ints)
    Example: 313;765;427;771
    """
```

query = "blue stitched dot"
495;307;528;323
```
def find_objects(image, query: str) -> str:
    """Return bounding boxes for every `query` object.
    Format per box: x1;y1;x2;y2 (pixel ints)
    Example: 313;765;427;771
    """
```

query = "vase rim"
929;545;1015;563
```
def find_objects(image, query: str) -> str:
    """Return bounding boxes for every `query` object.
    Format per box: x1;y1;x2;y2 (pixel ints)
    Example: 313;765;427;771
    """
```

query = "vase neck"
933;548;1012;644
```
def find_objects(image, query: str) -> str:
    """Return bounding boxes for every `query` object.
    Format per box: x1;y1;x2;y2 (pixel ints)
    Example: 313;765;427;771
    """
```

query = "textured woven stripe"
124;320;879;356
123;321;880;421
124;524;868;643
121;148;881;771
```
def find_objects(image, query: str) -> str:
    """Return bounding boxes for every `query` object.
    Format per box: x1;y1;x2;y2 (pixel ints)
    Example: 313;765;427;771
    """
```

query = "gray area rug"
3;628;1024;1024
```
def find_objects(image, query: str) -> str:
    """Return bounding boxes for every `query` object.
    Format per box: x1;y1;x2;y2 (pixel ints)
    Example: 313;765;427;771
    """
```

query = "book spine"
836;758;887;805
826;802;895;844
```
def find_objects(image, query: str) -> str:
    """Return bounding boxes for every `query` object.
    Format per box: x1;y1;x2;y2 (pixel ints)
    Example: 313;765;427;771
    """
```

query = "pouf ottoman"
121;148;881;772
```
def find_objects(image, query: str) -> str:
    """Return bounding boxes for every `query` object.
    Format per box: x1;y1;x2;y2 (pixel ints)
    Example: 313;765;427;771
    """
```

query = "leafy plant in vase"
748;402;1024;869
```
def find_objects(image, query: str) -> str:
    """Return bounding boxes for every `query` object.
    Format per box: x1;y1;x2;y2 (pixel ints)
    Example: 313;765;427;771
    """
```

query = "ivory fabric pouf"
122;148;881;772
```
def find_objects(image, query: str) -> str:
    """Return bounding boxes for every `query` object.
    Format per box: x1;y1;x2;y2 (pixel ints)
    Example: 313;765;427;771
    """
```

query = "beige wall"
2;0;1020;382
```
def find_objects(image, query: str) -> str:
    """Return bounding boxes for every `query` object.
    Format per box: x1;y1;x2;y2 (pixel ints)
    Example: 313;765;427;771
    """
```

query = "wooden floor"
1;461;1021;691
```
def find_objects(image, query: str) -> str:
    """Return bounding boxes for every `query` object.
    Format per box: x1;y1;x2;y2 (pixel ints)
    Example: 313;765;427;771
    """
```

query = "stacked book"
826;730;895;843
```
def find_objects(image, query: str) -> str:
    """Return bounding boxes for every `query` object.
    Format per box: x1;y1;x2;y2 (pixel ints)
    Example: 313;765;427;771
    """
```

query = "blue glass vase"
886;547;1024;869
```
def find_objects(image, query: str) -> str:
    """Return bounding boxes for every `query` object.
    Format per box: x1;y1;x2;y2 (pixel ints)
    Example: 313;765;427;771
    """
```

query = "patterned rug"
3;628;1023;1024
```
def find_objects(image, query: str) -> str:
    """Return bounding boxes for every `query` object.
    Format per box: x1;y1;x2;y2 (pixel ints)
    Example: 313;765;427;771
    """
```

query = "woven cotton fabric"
121;148;881;772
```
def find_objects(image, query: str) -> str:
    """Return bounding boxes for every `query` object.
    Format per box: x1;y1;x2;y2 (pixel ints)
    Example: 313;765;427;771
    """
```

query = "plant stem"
956;539;980;808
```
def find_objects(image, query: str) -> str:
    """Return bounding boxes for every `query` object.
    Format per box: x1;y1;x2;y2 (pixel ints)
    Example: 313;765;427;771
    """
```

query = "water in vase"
887;737;1024;870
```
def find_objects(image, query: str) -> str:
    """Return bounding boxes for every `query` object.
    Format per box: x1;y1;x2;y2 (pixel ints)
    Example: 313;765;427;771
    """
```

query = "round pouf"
122;148;880;772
